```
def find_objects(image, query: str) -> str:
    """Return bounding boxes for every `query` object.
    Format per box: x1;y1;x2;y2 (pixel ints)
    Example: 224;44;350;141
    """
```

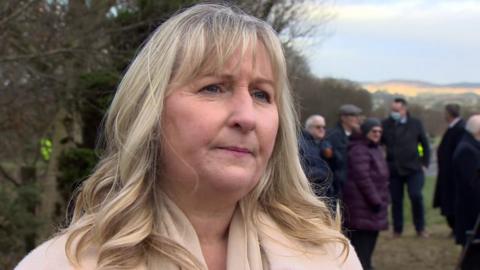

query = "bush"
0;182;42;269
57;148;98;220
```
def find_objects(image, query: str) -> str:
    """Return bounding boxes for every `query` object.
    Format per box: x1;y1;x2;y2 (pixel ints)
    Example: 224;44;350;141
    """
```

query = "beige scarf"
157;196;362;270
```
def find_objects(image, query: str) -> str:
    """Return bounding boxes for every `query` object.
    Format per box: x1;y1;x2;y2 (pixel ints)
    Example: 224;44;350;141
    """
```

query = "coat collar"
448;117;463;128
464;132;480;150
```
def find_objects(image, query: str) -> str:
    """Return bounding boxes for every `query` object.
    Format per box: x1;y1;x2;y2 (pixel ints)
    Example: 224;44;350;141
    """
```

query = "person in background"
300;115;333;200
343;118;389;270
453;115;480;247
326;104;362;200
305;115;334;160
433;104;465;235
382;97;431;238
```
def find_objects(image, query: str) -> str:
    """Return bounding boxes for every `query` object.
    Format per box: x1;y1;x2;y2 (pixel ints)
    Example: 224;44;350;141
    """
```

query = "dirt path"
373;223;462;270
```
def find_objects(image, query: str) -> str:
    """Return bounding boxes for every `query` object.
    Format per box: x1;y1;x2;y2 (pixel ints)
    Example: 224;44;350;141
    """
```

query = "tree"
294;75;373;125
0;2;335;263
1;0;133;240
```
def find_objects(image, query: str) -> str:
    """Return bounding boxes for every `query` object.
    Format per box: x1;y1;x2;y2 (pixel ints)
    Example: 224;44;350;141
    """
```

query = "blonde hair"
64;3;348;269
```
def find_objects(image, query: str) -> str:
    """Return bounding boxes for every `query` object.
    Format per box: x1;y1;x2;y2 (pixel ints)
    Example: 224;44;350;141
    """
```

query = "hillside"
363;80;480;97
362;80;480;112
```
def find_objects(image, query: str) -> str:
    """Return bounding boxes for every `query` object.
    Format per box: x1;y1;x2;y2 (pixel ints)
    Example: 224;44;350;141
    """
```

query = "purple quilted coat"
343;135;390;231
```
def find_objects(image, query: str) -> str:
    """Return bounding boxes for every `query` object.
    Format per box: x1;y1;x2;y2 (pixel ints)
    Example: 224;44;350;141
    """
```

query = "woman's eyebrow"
218;73;274;85
198;73;275;89
253;77;275;87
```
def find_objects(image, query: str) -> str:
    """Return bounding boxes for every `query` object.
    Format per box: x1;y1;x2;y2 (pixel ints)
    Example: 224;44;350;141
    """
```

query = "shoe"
417;230;430;238
392;232;402;238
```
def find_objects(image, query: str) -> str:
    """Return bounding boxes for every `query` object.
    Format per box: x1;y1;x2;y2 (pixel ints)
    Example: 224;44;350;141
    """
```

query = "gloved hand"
371;204;382;213
322;147;333;159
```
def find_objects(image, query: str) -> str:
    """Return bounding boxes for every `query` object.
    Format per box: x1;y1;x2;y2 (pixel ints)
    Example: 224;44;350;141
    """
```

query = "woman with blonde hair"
17;4;361;270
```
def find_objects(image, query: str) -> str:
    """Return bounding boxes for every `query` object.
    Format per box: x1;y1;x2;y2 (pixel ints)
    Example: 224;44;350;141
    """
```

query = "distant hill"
363;80;480;97
363;80;480;110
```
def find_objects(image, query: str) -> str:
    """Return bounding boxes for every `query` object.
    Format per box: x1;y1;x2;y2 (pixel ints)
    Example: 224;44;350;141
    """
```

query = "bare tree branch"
104;19;155;35
0;164;20;186
0;47;86;63
0;0;38;28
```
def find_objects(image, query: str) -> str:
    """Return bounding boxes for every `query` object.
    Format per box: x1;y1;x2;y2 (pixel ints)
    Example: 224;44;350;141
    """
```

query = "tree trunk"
38;108;68;238
20;166;36;252
39;58;83;239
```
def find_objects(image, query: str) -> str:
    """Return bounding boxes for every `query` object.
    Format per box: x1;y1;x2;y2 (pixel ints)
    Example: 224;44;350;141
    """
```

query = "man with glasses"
300;115;332;200
305;115;333;159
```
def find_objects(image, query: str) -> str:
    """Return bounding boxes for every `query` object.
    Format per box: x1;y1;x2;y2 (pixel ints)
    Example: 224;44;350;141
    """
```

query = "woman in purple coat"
343;118;390;270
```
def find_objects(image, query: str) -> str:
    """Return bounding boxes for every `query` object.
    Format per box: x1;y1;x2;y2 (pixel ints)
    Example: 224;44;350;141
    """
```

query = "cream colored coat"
16;198;362;270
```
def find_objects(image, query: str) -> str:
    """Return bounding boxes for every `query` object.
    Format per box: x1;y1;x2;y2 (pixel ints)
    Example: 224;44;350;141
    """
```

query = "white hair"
465;114;480;135
304;114;325;129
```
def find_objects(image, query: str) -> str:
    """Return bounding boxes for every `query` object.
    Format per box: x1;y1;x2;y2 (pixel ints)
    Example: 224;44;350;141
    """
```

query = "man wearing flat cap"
326;104;363;201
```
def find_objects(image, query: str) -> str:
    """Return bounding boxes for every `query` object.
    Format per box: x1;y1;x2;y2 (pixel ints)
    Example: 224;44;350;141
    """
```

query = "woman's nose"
227;88;256;132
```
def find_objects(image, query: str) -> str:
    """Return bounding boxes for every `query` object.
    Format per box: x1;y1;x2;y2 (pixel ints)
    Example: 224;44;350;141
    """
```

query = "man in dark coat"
382;97;430;237
299;115;332;198
326;104;362;200
433;104;465;233
304;114;334;162
452;115;480;246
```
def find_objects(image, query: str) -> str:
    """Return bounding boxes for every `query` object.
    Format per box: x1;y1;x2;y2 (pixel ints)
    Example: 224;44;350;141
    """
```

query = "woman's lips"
218;146;253;155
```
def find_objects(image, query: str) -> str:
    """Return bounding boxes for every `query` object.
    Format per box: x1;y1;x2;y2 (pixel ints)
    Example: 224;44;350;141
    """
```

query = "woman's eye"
200;84;223;94
252;90;271;103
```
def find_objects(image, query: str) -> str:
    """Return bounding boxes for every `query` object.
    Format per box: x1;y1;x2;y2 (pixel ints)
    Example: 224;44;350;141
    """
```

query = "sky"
300;0;480;84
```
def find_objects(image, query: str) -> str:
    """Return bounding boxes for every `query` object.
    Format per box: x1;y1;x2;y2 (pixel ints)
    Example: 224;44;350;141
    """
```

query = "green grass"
375;176;462;270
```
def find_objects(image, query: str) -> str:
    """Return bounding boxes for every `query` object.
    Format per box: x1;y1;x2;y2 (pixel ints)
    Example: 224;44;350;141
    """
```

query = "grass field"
373;176;462;270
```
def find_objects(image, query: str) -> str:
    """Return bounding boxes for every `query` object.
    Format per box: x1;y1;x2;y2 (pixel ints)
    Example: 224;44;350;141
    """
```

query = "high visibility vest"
418;143;424;157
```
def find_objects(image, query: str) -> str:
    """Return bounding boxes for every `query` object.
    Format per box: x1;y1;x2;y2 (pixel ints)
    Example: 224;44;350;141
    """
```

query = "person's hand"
322;148;333;159
371;204;382;213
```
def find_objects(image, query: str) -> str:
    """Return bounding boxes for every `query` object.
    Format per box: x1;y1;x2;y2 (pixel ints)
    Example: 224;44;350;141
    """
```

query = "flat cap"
339;104;362;116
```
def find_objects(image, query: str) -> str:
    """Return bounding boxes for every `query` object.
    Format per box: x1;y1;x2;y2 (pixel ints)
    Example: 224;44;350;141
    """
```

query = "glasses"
312;125;326;130
370;129;383;134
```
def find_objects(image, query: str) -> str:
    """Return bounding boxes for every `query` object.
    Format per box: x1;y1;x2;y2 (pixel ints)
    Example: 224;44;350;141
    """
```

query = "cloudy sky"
301;0;480;84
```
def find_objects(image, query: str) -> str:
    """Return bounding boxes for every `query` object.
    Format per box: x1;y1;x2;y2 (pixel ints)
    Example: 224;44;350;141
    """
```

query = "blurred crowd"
299;98;480;270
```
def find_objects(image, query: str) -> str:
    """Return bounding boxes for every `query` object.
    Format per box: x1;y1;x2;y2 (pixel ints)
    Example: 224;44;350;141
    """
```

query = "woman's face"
367;126;383;144
161;43;279;200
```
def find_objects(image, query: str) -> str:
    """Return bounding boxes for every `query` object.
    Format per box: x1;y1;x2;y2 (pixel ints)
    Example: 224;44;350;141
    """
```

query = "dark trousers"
446;214;455;232
390;170;426;233
350;230;379;270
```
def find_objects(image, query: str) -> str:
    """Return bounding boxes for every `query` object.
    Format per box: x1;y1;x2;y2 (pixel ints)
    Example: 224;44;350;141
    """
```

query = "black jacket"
433;119;465;216
381;115;430;176
326;123;349;197
453;132;480;245
299;130;332;197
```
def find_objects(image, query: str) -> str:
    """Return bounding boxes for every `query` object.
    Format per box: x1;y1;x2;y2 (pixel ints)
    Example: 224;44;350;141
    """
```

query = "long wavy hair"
64;3;348;269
